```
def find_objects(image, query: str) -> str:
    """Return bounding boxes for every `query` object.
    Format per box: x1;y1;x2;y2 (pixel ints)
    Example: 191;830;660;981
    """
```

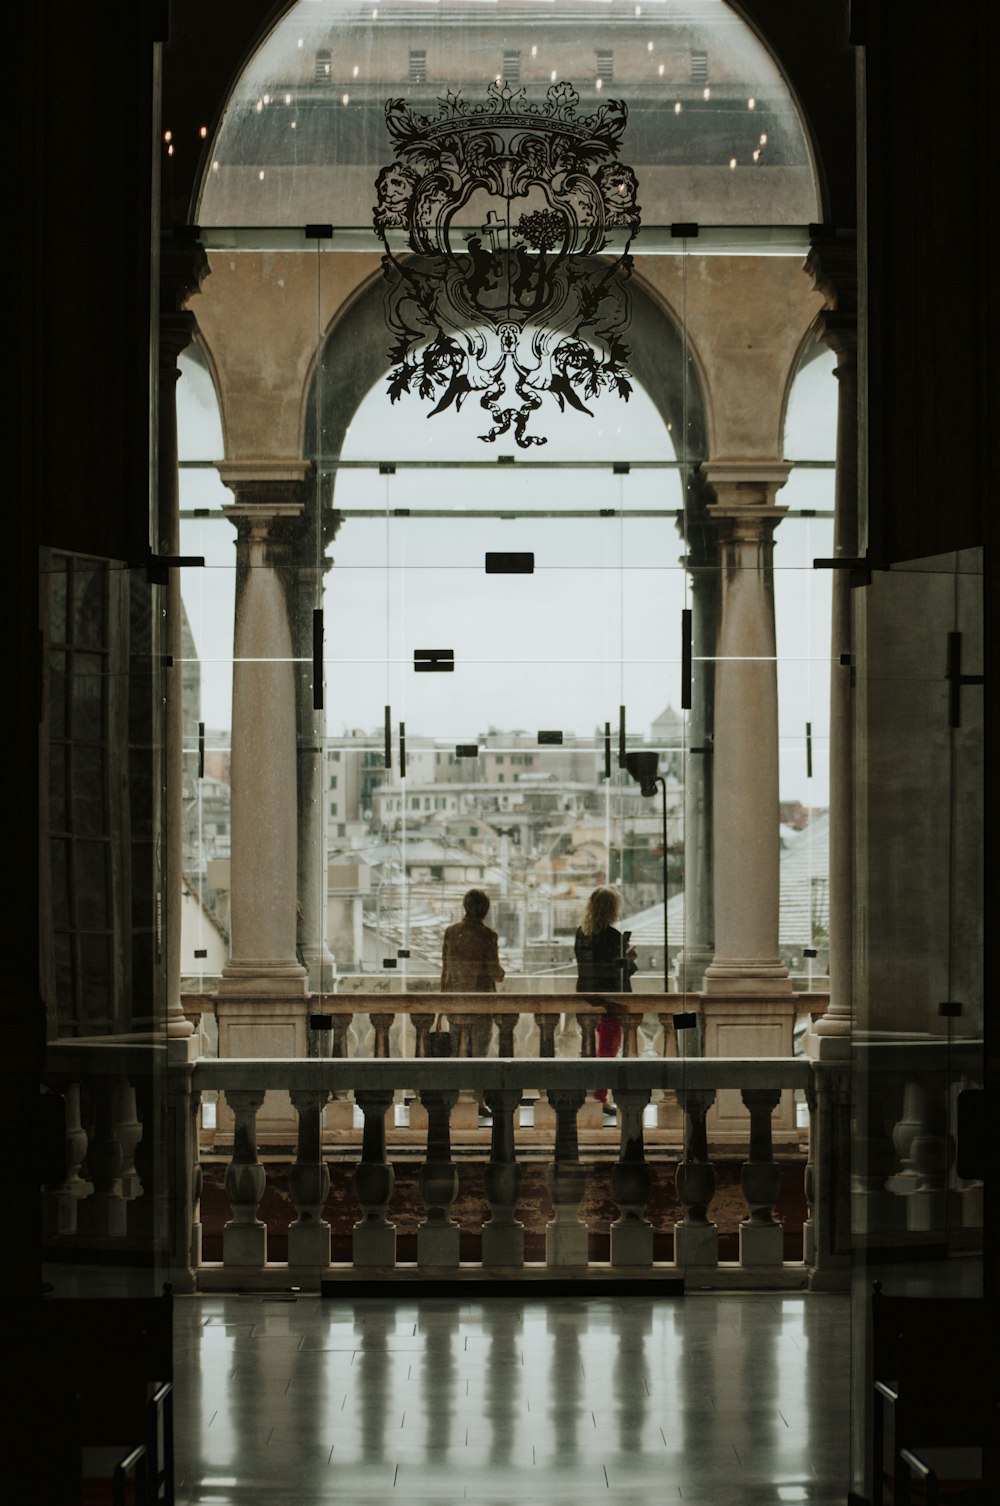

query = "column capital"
160;231;210;315
806;231;857;361
219;459;314;518
701;459;792;510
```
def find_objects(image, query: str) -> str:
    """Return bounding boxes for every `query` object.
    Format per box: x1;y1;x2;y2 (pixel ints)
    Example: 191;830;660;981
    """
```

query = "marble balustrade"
42;1041;984;1293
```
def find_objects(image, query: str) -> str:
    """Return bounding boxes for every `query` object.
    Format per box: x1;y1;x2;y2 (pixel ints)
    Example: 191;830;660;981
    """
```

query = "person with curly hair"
574;887;636;1115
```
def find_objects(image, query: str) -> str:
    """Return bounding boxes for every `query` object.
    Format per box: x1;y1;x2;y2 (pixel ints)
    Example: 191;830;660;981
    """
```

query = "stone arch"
302;259;709;474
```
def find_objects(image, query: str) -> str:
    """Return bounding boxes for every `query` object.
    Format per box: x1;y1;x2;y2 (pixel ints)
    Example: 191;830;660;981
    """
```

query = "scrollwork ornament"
371;81;641;446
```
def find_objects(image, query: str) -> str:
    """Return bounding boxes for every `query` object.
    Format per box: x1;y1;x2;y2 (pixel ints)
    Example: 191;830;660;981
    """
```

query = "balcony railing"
43;1033;981;1293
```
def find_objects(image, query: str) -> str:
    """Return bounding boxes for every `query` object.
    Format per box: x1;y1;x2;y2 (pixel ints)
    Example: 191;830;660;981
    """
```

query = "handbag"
428;1013;452;1057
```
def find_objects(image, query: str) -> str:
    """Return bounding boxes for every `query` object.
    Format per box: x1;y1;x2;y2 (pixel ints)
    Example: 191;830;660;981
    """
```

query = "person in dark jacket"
441;889;505;1119
574;887;636;1114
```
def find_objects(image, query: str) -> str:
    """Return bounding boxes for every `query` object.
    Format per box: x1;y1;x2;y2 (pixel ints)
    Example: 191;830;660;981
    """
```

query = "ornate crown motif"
371;82;641;448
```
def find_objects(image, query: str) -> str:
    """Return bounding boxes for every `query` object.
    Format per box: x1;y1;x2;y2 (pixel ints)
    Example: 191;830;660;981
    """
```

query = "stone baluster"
545;1088;588;1266
495;1012;517;1058
369;1012;395;1058
288;1088;332;1268
417;1089;460;1266
805;1063;851;1285
622;1009;641;1059
739;1087;784;1267
674;1089;718;1267
353;1089;396;1267
190;1087;203;1272
851;1083;897;1237
128;1076;155;1244
412;1013;435;1057
116;1080;143;1201
43;1081;91;1237
886;1079;925;1194
803;1077;817;1268
331;1015;351;1059
77;1078;127;1237
222;1089;267;1268
324;1014;355;1130
164;1061;201;1290
534;1013;559;1057
444;1011;482;1129
903;1077;953;1234
447;1011;474;1058
610;1088;653;1267
483;1087;524;1267
578;1012;597;1058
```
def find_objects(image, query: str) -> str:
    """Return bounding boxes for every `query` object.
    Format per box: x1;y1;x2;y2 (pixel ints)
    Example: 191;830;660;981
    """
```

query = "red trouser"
595;1017;623;1103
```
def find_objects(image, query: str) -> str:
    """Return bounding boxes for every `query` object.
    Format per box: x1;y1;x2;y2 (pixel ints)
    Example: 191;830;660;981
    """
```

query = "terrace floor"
173;1288;851;1505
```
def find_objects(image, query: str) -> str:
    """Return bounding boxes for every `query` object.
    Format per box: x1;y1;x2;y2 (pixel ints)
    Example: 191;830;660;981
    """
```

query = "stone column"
218;463;310;1001
676;487;718;993
216;466;309;1119
160;237;207;1057
290;507;341;1000
805;234;858;1056
702;463;792;997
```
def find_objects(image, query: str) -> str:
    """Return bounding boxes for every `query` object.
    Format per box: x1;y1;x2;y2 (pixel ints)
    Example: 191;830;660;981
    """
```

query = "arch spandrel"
190;250;383;461
635;254;824;462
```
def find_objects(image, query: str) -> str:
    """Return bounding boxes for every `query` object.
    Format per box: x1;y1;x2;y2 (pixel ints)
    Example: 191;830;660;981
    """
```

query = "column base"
546;1220;588;1267
216;994;311;1141
739;1219;783;1267
703;961;792;996
610;1221;654;1267
288;1222;332;1267
353;1223;396;1268
803;1026;850;1063
218;960;309;998
417;1222;461;1267
906;1190;946;1233
673;1221;718;1267
223;1222;267;1268
299;945;336;995
851;1189;898;1237
482;1222;524;1268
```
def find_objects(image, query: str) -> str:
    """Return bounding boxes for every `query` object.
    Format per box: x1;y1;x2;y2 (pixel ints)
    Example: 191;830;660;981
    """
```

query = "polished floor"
173;1291;851;1505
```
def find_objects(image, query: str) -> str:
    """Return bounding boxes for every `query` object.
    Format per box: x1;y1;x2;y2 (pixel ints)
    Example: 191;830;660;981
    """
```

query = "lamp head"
624;750;660;797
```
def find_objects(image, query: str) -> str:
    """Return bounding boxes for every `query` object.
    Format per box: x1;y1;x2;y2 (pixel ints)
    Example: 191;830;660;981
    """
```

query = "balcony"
43;997;982;1295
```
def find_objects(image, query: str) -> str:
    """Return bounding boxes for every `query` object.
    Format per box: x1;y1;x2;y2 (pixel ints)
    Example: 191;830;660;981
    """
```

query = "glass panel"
849;549;984;1486
200;0;821;230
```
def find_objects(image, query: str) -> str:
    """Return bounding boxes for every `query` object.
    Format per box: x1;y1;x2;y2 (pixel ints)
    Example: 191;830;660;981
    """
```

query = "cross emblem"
481;209;507;254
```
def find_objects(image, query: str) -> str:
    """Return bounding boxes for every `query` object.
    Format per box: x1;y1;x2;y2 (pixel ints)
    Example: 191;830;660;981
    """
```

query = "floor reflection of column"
481;1301;521;1468
546;1306;582;1465
355;1307;390;1467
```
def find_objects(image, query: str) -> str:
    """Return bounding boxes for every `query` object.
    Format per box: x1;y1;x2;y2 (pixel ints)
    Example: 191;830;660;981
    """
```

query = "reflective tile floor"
174;1291;850;1505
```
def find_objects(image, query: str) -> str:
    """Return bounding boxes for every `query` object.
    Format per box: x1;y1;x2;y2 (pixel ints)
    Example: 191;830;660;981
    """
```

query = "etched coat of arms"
373;81;641;447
